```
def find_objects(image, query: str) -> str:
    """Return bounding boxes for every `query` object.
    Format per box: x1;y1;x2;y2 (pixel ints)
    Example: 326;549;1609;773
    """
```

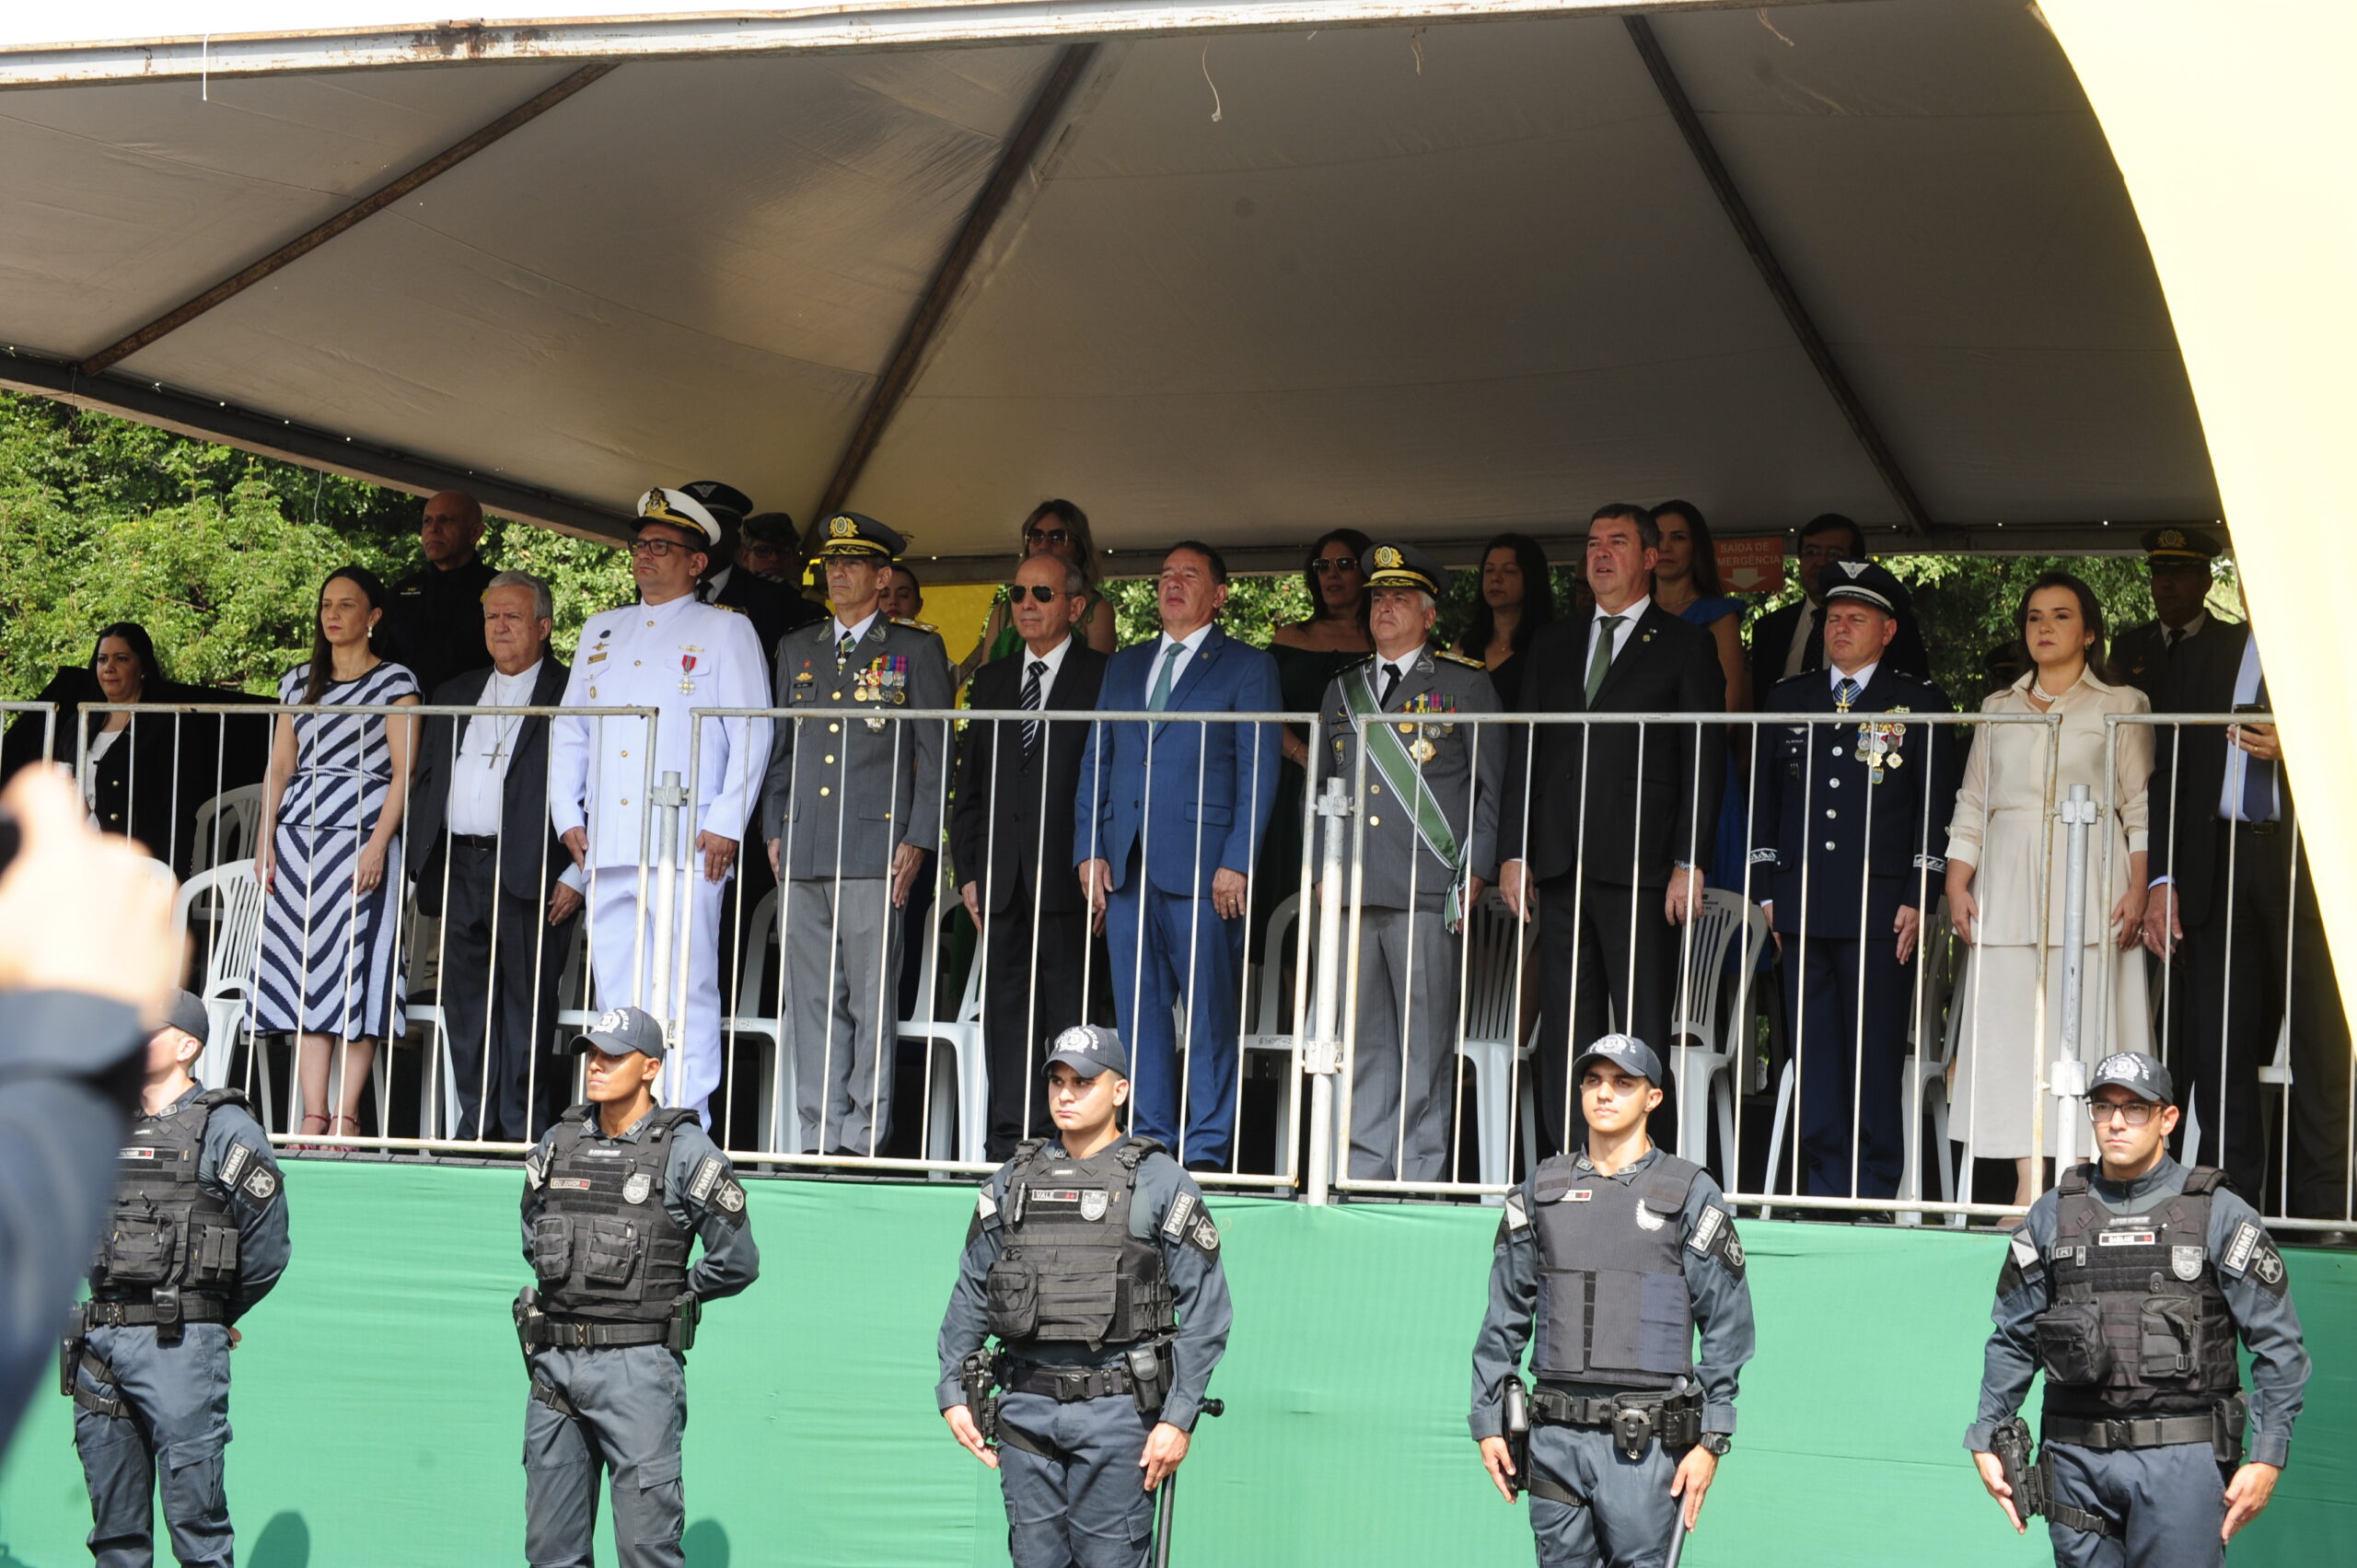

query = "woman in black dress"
1455;532;1554;710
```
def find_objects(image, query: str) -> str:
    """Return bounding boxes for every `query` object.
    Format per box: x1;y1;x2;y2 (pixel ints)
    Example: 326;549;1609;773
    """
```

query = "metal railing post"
647;768;689;1071
2052;782;2098;1171
1304;774;1352;1205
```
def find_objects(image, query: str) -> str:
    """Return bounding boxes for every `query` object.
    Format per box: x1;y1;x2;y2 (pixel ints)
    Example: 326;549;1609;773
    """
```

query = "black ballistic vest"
1528;1152;1701;1391
986;1138;1178;1352
528;1109;695;1325
2036;1165;2241;1420
95;1089;248;1299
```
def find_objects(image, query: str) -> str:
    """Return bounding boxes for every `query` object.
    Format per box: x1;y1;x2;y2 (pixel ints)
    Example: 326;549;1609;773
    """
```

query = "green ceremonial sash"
1343;663;1469;924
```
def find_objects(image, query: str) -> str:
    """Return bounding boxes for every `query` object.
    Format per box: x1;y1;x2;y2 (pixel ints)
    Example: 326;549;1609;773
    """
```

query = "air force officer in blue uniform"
1076;542;1279;1168
1750;560;1958;1199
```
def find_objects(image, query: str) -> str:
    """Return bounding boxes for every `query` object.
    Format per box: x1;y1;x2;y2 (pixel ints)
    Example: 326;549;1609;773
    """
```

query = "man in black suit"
406;572;585;1143
1499;504;1727;1154
1746;514;1931;698
386;490;500;695
679;480;825;661
2143;620;2351;1219
951;552;1109;1158
2110;526;2233;702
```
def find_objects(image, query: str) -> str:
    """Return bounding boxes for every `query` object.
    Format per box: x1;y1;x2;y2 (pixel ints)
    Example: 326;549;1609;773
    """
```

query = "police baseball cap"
570;1005;669;1061
679;480;752;525
1819;558;1910;618
813;511;906;561
1572;1033;1663;1084
1043;1025;1129;1080
157;989;211;1045
1363;541;1447;597
2088;1051;2173;1105
634;487;723;548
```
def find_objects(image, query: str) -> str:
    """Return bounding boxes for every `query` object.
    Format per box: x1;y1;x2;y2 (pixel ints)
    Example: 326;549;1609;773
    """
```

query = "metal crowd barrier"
40;693;2351;1232
0;701;60;767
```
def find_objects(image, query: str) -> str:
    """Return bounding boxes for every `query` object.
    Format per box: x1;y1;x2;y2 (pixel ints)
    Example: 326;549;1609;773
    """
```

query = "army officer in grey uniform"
69;990;288;1568
938;1025;1232;1568
1317;541;1502;1181
517;1006;759;1568
1471;1034;1754;1568
1966;1051;2308;1567
761;512;953;1156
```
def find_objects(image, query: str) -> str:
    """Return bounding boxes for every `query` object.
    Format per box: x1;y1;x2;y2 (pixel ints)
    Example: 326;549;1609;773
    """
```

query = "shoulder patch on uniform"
1435;648;1486;668
525;1148;548;1190
220;1142;252;1188
242;1166;280;1204
713;1179;747;1215
1189;1214;1221;1254
976;1188;999;1222
687;1154;726;1205
1162;1189;1198;1241
2009;1229;2041;1271
2221;1220;2263;1276
1688;1203;1725;1255
1504;1190;1530;1233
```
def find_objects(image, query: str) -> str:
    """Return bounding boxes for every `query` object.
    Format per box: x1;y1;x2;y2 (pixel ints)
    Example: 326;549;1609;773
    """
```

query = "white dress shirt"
450;660;583;890
1828;658;1880;695
1016;633;1074;708
1583;596;1652;674
1151;621;1216;696
832;609;880;650
2220;632;2279;823
1782;598;1820;679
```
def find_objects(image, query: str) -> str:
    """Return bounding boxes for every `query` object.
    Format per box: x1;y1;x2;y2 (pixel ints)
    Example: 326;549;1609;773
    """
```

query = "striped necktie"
1020;659;1046;753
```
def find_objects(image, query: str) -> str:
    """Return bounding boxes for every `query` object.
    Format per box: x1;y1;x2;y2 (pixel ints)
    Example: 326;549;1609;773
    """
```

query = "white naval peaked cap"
635;486;723;547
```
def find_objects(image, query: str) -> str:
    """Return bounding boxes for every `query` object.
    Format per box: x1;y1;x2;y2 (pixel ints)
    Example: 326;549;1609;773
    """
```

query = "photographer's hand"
0;768;177;1021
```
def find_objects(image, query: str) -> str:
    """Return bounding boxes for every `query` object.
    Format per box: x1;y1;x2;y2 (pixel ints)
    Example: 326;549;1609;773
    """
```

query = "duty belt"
2042;1412;2223;1452
1006;1362;1138;1402
82;1296;229;1329
521;1317;673;1350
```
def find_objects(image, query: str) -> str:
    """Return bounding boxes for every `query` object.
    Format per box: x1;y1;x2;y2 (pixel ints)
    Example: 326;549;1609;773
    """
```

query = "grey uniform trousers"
786;876;902;1155
73;1323;235;1568
523;1344;687;1568
997;1389;1157;1568
2045;1441;2231;1568
1347;906;1460;1182
1526;1423;1684;1568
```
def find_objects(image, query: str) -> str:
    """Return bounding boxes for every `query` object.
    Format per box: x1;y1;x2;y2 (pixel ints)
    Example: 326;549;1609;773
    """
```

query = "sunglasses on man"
1007;584;1069;603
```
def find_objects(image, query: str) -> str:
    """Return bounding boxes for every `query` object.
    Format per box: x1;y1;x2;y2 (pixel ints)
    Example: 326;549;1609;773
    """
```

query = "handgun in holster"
1990;1417;2051;1522
60;1318;86;1401
513;1286;544;1359
1127;1340;1174;1420
959;1349;1004;1446
1501;1376;1532;1500
667;1295;702;1353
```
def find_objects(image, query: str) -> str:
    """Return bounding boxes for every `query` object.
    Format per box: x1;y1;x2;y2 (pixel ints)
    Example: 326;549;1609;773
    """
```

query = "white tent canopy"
0;0;2217;574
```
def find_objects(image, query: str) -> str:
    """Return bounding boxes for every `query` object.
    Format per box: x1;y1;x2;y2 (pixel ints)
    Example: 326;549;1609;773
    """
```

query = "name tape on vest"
551;1177;592;1191
120;1147;157;1160
2098;1230;2158;1247
1034;1188;1084;1204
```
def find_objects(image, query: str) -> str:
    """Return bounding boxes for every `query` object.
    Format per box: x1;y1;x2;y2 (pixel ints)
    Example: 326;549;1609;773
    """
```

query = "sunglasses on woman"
1025;528;1072;548
1311;555;1360;575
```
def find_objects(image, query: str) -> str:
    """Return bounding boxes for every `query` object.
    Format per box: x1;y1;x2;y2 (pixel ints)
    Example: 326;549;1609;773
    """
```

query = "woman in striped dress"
254;566;421;1140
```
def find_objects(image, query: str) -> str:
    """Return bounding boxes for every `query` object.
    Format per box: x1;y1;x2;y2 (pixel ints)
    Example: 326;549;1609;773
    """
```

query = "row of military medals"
1833;684;1907;784
1398;691;1457;764
852;654;910;732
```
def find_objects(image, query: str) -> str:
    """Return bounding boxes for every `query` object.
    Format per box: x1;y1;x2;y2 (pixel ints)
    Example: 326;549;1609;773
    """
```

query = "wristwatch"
1697;1433;1732;1458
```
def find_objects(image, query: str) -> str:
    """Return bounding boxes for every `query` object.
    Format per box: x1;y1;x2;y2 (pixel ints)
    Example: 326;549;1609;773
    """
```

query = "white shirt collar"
1829;659;1878;691
834;610;880;645
703;564;732;599
1020;633;1074;674
1159;621;1215;656
2165;608;2209;639
486;658;543;700
1595;595;1651;626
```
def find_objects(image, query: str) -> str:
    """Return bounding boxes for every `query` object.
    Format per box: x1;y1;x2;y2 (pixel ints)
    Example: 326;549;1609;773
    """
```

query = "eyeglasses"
629;538;695;559
1007;584;1065;603
1311;555;1361;575
1025;528;1072;548
2086;1100;2158;1127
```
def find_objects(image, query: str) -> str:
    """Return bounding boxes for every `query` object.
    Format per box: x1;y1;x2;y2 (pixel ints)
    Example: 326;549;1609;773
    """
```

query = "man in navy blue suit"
1077;542;1280;1168
1751;561;1958;1200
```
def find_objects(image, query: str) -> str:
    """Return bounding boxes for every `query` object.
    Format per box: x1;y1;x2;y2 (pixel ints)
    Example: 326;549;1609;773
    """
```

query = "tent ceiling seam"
807;40;1101;535
75;62;619;377
1622;14;1933;536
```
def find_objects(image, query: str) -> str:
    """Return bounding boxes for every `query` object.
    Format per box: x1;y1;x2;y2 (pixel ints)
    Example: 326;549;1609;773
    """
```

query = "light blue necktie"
1147;641;1184;713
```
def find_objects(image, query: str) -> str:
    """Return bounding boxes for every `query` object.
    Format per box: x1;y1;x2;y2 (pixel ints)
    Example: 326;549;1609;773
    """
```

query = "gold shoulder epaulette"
894;618;938;633
1436;648;1486;668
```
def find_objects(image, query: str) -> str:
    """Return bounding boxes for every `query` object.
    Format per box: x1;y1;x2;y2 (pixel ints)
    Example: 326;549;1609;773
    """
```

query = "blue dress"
253;660;417;1039
1678;597;1752;889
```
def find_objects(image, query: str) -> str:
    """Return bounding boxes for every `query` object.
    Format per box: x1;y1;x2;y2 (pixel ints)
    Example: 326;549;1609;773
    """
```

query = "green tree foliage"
0;393;631;698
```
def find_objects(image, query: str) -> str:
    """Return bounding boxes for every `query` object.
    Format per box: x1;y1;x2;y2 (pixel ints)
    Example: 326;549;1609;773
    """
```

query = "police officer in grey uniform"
761;512;953;1156
517;1005;760;1568
937;1026;1233;1568
1316;541;1502;1181
1471;1034;1753;1568
1967;1051;2309;1567
68;990;288;1568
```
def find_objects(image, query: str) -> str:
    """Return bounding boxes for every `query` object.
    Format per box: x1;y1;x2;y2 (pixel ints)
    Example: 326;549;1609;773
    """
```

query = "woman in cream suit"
1945;573;2153;1206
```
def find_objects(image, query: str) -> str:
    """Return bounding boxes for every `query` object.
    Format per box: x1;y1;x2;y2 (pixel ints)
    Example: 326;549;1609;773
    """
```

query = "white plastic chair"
1456;889;1538;1189
190;784;263;875
172;861;265;1093
1898;900;1962;1225
1237;893;1315;1170
1663;888;1768;1183
897;888;986;1164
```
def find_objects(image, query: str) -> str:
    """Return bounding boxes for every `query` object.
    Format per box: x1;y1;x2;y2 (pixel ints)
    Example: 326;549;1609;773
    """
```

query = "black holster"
960;1350;1004;1445
1991;1418;2051;1522
1126;1340;1173;1420
668;1295;701;1354
149;1286;183;1347
1501;1376;1532;1500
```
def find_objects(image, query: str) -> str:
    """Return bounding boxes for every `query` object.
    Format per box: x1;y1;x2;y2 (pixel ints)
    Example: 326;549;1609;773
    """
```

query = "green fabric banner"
1;1164;2349;1565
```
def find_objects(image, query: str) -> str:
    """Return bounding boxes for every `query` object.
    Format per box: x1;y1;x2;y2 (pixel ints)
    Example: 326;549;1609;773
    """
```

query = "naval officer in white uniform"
551;487;772;1123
